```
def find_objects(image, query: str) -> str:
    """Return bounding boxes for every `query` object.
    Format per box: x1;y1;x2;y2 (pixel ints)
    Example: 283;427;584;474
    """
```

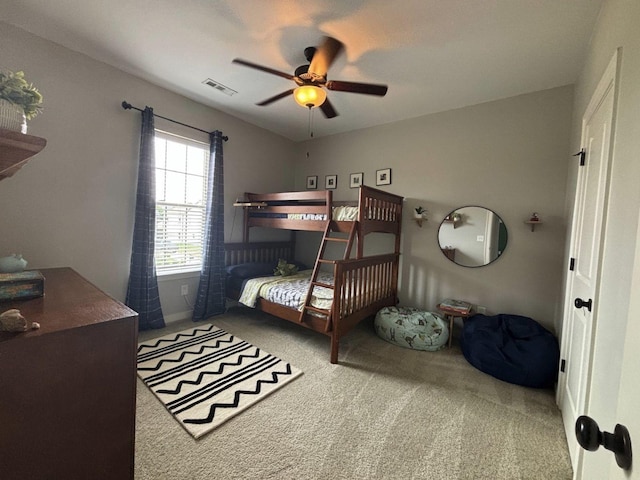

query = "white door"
577;199;640;479
605;212;640;479
557;51;618;469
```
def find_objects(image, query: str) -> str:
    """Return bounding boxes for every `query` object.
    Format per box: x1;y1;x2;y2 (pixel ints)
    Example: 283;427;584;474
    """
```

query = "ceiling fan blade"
319;98;338;119
326;80;388;96
232;58;294;81
256;89;295;106
308;36;344;78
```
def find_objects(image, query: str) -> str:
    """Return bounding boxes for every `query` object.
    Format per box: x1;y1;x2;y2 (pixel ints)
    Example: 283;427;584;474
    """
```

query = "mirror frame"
437;205;508;268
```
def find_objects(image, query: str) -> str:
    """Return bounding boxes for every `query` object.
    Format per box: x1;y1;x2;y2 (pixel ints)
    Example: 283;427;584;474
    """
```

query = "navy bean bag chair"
460;314;560;388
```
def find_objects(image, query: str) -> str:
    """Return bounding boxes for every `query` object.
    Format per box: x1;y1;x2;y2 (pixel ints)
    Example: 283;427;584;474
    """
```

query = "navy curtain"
125;107;165;330
193;130;225;321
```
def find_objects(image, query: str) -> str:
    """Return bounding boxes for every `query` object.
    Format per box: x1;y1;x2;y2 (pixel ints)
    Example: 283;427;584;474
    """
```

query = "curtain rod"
121;101;228;141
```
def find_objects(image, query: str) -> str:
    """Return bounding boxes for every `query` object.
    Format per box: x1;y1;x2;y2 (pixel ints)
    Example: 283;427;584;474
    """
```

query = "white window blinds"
154;131;209;274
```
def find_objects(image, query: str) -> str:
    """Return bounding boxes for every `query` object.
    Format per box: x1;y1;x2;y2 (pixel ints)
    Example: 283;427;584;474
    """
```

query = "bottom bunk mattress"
238;270;334;311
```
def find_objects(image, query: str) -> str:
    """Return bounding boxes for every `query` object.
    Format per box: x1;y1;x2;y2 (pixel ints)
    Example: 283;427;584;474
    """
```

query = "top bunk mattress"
249;205;359;222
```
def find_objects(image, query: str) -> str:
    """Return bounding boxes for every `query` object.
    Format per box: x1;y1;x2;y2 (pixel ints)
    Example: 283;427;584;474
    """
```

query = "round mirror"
438;206;508;267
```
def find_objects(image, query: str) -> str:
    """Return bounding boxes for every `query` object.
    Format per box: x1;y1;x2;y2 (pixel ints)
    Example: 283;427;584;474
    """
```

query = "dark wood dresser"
0;267;138;480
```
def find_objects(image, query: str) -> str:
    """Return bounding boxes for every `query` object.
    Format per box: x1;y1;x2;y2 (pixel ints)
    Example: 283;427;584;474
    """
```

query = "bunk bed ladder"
299;221;357;330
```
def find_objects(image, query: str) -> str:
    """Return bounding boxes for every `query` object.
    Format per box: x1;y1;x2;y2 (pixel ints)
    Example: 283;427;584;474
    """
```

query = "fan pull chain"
307;106;314;138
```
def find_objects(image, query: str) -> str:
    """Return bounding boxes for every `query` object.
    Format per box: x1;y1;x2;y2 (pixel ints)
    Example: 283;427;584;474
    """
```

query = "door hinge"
573;148;586;166
570;258;575;271
561;359;566;372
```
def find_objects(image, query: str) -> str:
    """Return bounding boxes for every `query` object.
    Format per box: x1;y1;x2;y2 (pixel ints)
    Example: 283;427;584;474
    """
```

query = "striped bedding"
238;270;334;311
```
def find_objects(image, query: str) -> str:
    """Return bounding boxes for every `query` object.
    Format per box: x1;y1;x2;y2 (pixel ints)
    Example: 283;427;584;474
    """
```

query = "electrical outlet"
476;305;487;314
181;284;189;296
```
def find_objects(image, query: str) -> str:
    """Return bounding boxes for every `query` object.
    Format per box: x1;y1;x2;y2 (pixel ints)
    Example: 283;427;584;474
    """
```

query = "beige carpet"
136;306;572;480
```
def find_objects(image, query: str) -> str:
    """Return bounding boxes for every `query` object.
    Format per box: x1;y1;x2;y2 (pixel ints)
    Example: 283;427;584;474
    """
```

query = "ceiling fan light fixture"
293;85;326;108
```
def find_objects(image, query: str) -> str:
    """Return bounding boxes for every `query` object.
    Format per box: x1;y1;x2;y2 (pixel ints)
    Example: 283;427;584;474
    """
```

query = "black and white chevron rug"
137;324;303;439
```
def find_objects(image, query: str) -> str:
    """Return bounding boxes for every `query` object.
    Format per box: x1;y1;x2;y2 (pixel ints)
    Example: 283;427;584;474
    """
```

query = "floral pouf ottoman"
374;306;449;351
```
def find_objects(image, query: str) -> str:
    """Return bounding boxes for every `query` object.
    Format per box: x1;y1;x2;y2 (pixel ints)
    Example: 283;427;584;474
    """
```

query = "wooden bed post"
394;200;402;256
357;187;365;258
330;332;339;364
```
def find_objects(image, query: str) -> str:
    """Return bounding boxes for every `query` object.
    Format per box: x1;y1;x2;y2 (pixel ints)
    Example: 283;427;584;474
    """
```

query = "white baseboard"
164;310;193;324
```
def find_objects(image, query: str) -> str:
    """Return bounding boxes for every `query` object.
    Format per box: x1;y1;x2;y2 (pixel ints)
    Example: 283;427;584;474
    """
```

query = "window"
154;131;209;275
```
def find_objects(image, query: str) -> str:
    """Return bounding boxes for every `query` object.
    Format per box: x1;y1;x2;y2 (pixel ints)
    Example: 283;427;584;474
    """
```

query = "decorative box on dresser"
0;267;138;480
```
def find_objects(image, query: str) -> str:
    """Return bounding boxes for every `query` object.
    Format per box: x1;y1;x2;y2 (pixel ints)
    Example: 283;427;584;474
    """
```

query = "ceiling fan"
232;36;388;119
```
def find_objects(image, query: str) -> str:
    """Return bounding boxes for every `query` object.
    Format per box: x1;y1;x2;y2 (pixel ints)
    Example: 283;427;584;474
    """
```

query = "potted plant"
0;70;43;133
414;206;427;219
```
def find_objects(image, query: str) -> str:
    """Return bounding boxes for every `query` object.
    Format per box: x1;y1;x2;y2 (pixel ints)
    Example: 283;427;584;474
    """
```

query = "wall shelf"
525;220;543;232
413;212;427;227
0;128;47;181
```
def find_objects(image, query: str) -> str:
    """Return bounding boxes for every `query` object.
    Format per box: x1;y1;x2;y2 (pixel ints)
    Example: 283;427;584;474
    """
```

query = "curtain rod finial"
121;101;132;110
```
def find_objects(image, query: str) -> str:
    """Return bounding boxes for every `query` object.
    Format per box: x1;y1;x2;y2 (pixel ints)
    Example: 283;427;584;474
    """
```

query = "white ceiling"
1;0;603;142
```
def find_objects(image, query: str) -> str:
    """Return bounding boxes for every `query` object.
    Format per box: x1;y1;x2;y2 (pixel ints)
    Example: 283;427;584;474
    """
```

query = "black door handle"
575;415;632;470
574;297;593;312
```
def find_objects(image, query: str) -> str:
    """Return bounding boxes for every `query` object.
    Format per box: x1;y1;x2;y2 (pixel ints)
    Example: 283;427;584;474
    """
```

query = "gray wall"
0;23;296;321
295;86;573;331
2;22;574;332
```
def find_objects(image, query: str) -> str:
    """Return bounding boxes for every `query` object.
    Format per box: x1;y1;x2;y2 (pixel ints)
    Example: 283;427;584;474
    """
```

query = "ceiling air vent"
202;78;237;96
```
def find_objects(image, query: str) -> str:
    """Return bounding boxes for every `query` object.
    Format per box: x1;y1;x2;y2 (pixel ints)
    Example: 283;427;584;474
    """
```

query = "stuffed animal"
273;259;298;277
0;309;40;332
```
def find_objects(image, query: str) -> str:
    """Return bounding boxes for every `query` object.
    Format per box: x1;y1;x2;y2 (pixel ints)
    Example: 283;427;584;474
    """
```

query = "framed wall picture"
325;174;337;190
306;175;318;189
376;168;392;186
349;172;363;189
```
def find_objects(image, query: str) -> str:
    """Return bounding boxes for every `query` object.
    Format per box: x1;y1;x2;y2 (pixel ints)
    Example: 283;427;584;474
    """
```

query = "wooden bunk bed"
225;185;403;363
